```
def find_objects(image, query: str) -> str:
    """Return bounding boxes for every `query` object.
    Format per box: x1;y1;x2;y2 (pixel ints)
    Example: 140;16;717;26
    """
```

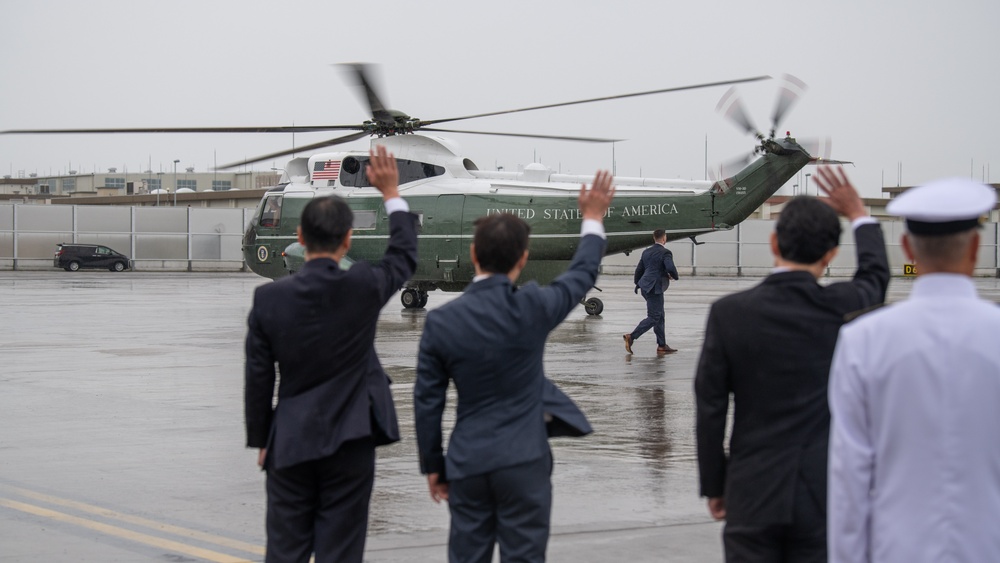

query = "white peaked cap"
886;177;996;235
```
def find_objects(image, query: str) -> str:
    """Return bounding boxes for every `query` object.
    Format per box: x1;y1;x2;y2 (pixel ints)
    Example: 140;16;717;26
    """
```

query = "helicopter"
250;130;817;314
3;67;837;314
237;68;834;314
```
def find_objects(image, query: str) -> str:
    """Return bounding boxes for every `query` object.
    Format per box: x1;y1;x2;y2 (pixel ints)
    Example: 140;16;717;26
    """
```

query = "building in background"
0;169;280;198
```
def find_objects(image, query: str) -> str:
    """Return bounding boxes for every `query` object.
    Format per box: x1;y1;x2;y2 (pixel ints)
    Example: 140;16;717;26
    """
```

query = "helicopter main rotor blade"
1;125;365;135
421;128;622;143
216;131;370;170
339;63;396;125
421;76;771;127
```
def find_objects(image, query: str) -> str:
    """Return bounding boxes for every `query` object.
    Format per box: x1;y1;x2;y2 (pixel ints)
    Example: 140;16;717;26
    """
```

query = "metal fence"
2;204;998;277
0;204;253;272
600;218;1000;278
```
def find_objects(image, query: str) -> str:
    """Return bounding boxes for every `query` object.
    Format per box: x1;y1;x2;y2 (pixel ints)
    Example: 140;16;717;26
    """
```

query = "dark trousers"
630;290;665;346
722;479;826;563
264;438;376;563
447;449;554;563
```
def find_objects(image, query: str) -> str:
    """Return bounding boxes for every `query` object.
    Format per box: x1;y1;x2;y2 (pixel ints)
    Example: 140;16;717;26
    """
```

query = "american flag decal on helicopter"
312;160;340;181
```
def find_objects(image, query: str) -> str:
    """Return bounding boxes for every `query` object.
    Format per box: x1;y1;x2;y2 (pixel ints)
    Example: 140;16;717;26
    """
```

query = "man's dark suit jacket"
245;210;418;470
634;243;679;293
695;222;889;525
414;234;603;481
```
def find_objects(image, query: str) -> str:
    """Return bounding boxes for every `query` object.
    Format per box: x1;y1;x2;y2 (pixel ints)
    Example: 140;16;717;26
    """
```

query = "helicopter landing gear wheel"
401;289;421;309
583;297;604;316
417;291;428;308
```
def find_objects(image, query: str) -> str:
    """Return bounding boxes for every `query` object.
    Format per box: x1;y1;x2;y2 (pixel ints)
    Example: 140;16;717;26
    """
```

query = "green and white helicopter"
5;67;836;314
239;68;834;314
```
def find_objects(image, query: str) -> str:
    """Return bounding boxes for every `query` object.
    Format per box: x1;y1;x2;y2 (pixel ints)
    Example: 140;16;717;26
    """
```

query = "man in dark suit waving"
415;170;615;563
694;166;889;562
624;229;680;354
244;145;418;563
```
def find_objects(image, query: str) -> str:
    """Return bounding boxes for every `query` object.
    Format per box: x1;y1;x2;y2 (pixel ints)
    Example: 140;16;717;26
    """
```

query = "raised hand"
815;165;867;222
367;145;401;201
579;170;616;222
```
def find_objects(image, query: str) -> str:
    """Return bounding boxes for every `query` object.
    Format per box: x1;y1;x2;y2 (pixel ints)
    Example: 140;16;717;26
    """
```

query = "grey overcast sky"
1;0;997;197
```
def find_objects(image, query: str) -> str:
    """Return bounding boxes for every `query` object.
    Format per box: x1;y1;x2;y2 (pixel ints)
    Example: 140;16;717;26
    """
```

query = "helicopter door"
423;195;465;282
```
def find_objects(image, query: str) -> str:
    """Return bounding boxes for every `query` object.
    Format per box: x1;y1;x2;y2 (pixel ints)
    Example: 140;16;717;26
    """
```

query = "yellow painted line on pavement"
5;486;264;557
0;498;253;563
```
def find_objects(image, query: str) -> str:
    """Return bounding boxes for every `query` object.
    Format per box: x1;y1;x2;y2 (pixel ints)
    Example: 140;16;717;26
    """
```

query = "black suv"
54;243;133;272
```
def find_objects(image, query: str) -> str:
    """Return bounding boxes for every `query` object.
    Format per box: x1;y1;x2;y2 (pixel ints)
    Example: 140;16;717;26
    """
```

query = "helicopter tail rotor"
717;74;808;149
711;74;845;182
770;74;807;137
716;87;762;140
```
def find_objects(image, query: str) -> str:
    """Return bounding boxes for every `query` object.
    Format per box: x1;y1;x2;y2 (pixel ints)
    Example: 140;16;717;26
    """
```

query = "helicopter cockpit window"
259;195;282;228
339;157;445;187
353;210;377;230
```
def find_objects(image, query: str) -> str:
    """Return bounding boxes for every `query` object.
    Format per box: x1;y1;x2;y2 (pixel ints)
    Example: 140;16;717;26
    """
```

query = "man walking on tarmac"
624;229;679;354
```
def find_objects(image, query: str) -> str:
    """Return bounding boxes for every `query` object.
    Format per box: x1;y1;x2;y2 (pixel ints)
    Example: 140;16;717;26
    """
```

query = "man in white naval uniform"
828;177;1000;562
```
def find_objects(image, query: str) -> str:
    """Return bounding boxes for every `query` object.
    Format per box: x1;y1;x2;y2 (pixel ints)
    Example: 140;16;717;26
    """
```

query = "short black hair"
775;196;841;264
299;196;354;253
653;229;666;241
473;213;531;274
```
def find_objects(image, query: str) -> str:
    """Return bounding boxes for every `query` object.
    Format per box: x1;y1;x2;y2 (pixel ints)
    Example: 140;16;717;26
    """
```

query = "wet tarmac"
3;270;1000;562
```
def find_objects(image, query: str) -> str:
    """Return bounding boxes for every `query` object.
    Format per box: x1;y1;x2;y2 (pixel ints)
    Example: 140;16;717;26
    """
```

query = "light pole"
804;173;812;196
156;171;164;206
173;159;180;206
269;167;285;189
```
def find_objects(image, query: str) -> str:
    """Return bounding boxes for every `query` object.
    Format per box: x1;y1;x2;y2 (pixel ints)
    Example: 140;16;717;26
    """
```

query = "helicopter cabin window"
259;195;282;228
353;210;377;230
338;156;445;188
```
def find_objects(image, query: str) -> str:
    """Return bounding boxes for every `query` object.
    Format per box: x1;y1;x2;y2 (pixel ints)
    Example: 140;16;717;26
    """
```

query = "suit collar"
466;274;512;293
763;270;817;285
301;257;340;273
